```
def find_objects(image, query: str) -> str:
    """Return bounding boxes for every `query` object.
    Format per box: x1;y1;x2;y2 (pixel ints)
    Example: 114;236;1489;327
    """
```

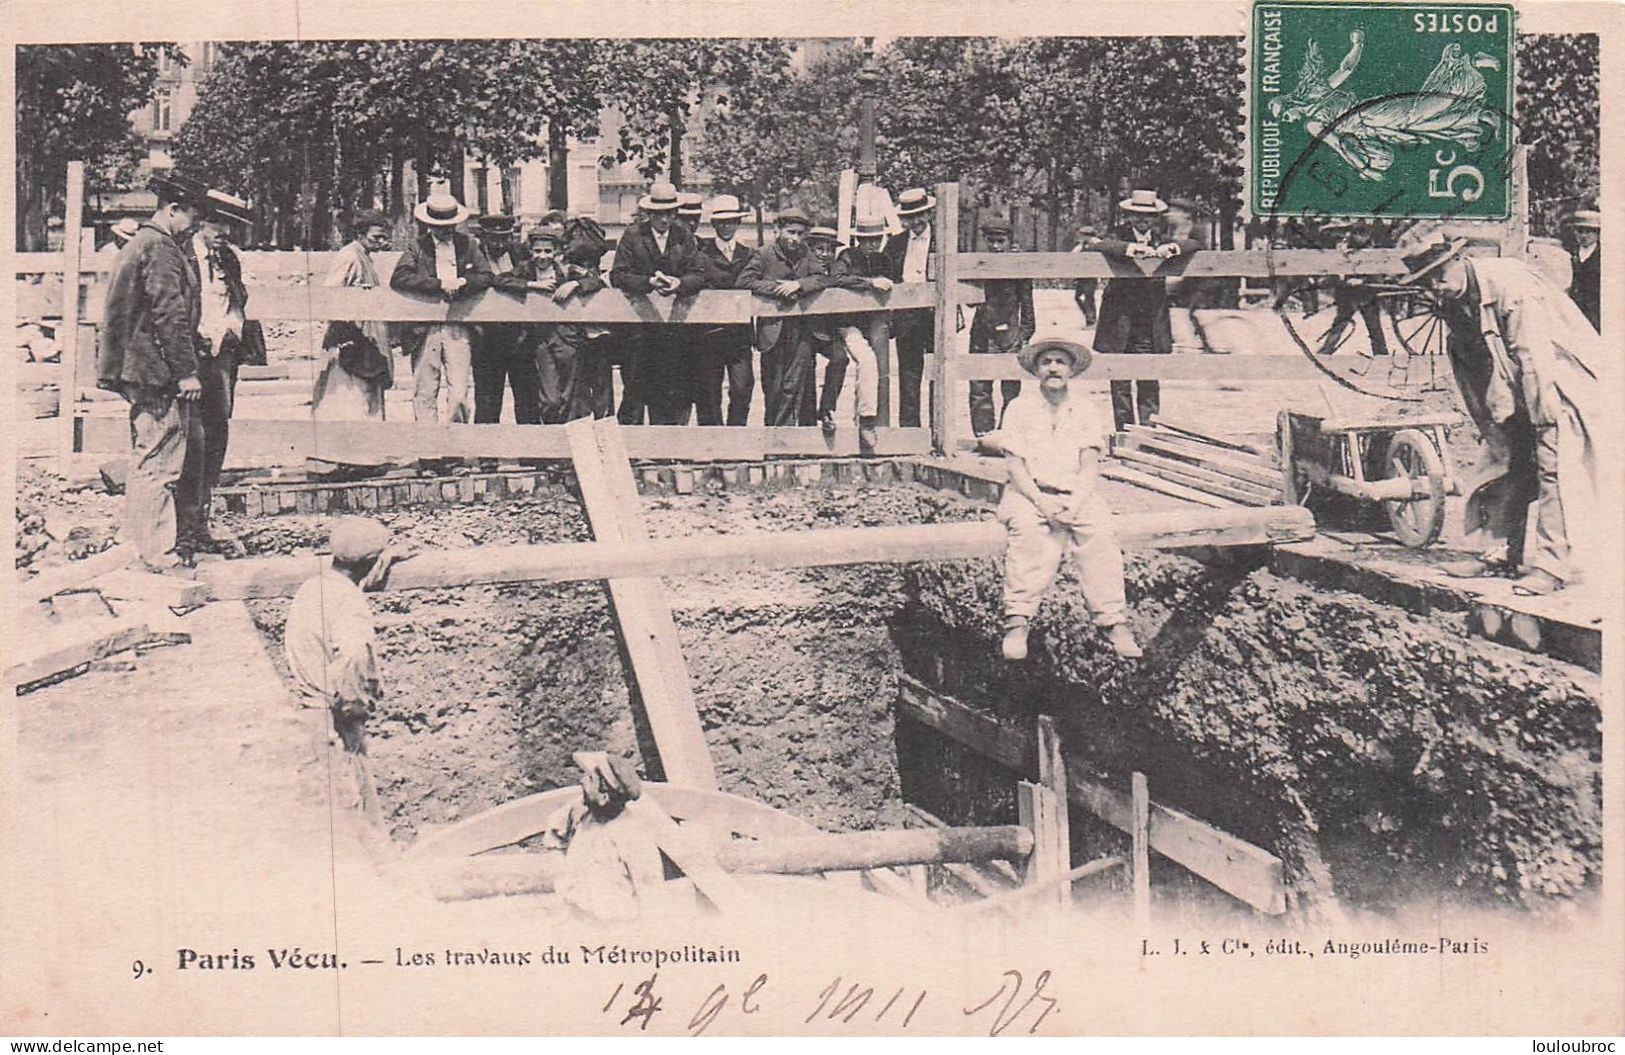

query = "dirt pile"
899;551;1601;912
14;464;121;575
238;480;991;844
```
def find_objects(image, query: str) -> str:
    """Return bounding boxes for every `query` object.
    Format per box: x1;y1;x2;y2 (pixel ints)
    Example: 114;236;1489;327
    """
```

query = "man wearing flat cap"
1400;234;1608;595
967;214;1036;436
982;338;1141;662
740;208;827;426
284;516;410;817
1564;209;1600;332
390;192;494;427
610;180;708;424
531;217;616;423
471;214;543;427
691;193;758;426
1091;189;1198;431
97;172;209;569
884;187;938;428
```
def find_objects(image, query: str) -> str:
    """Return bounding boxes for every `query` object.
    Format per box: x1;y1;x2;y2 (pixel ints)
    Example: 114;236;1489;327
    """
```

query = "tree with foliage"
16;43;182;250
1516;34;1600;236
600;38;794;187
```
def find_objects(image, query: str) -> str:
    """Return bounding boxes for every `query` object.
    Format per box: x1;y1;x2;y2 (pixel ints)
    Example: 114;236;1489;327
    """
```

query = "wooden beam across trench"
895;676;1289;915
195;504;1317;601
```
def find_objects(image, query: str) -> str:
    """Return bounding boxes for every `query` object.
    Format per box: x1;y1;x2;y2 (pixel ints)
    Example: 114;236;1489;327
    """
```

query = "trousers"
536;330;615;423
619;328;692;425
413;324;475;423
692;327;754;426
999;486;1127;626
836;325;880;419
473;326;542;424
124;386;203;562
760;325;813;427
893;309;932;428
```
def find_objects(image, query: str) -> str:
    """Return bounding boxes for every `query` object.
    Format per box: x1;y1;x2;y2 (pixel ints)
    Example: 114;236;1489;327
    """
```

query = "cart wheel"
1384;429;1447;547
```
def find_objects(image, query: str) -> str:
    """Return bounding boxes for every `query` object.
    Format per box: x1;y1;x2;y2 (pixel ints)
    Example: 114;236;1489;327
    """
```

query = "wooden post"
1277;410;1300;505
929;182;960;454
1131;771;1151;924
1017;780;1064;907
564;418;718;790
1506;144;1531;260
58;160;86;470
1036;716;1072;907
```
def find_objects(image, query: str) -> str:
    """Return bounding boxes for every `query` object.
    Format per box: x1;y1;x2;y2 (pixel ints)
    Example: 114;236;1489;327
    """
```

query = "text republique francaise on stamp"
1251;1;1515;220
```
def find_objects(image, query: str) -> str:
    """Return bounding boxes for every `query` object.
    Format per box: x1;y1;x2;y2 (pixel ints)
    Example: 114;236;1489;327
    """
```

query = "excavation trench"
234;471;1601;915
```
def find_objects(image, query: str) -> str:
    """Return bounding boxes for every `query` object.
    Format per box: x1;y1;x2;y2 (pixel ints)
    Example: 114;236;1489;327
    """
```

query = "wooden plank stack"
1106;417;1284;508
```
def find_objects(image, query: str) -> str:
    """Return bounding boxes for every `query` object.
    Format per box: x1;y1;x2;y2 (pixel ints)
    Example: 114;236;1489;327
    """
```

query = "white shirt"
713;236;736;262
489;248;513;274
284;570;381;706
651;227;670;256
1132;228;1154;245
193;238;241;348
1578;242;1597;263
903;225;932;283
998;390;1108;492
433;237;458;285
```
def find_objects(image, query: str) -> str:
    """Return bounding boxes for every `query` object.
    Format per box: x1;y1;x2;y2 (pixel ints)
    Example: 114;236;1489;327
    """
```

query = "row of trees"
15;35;1599;251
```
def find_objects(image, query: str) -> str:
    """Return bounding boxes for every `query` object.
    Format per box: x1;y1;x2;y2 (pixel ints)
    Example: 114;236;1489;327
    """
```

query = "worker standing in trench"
283;516;412;820
982;337;1142;662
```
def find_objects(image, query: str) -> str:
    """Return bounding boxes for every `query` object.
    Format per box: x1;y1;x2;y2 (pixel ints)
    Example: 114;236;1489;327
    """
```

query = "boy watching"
985;337;1141;661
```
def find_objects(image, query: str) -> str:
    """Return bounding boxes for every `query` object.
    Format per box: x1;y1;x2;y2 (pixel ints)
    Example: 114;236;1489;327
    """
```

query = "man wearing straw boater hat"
185;188;262;552
983;337;1141;662
691;193;757;426
1563;208;1600;332
967;212;1036;436
97;171;209;569
884;186;938;428
676;191;705;232
610;179;706;424
1090;188;1198;431
390;191;493;427
1399;232;1607;596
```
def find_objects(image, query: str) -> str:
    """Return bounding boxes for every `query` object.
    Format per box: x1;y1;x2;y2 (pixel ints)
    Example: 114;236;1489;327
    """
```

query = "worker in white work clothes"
283;516;412;818
986;337;1141;662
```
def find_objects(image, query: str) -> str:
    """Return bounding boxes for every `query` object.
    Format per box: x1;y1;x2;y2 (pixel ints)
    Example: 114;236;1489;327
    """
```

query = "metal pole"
856;42;879;187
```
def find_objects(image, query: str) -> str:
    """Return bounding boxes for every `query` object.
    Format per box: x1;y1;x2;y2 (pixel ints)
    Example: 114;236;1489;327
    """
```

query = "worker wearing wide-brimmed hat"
390;192;494;430
883;187;938;428
1089;188;1198;432
985;337;1140;662
967;212;1036;436
691;193;757;426
1399;231;1608;596
97;171;211;569
610;180;707;425
740;207;826;426
1563;208;1600;332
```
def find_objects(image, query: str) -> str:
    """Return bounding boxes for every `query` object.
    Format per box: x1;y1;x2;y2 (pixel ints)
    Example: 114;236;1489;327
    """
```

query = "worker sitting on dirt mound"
283;516;412;817
982;338;1142;662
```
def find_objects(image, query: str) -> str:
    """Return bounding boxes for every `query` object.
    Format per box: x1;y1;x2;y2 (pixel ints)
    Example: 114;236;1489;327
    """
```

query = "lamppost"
856;40;880;188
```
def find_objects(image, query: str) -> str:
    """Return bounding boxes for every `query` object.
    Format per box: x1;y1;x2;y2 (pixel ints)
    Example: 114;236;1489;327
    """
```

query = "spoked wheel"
1384;286;1453;393
1276;276;1428;403
1383;428;1447;547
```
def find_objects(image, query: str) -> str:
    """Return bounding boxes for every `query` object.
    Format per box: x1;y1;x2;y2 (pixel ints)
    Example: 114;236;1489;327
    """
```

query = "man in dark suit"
390;192;494;424
884;187;937;428
740;209;826;426
967;214;1036;435
609;180;706;425
97;172;207;569
1565;209;1600;332
1090;189;1198;431
691;193;756;426
470;214;542;425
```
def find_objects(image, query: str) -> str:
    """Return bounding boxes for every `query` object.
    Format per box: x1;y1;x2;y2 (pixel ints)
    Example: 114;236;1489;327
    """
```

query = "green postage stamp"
1251;1;1515;219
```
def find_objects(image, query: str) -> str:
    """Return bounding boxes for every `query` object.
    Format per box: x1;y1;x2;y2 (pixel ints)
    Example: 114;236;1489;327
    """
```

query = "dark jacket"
389;230;494;356
477;239;535;359
97;222;200;393
739;237;825;350
1091;223;1199;355
693;235;756;289
827;246;892;333
1569;245;1599;332
970;275;1036;354
609;222;705;297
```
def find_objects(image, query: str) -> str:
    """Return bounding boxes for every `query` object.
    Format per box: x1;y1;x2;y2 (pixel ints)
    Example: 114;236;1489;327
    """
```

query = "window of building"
153;90;173;133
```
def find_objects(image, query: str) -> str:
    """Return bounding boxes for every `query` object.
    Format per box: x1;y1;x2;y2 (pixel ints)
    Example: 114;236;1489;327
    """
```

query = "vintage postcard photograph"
3;0;1620;1039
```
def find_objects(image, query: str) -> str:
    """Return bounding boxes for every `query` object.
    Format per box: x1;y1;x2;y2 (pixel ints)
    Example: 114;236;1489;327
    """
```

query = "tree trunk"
1217;197;1239;308
547;123;570;212
415;139;432;202
389;144;405;219
667;107;684;187
448;141;467;204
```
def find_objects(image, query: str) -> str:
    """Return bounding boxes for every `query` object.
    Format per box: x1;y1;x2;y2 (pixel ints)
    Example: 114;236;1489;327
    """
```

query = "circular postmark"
1262;89;1519;402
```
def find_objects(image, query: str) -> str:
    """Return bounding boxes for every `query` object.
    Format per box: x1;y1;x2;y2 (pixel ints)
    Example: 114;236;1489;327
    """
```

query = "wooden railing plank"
958;247;1412;281
949;352;1325;383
